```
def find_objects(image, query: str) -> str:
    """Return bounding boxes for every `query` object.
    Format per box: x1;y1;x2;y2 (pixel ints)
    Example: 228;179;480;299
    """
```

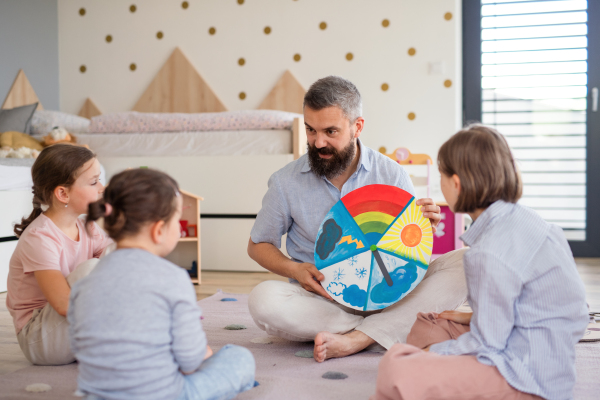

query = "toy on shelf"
165;189;203;284
179;220;188;238
187;224;197;238
379;147;433;198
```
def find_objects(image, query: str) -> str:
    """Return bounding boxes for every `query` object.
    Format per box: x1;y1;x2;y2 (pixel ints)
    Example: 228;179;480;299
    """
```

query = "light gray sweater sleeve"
170;277;206;373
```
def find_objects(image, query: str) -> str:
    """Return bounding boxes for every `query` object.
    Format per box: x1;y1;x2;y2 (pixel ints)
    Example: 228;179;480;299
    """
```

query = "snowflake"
347;255;359;267
355;267;367;279
333;267;345;281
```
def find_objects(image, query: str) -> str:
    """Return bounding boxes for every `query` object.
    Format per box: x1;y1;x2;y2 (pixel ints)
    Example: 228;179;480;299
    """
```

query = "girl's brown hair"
87;169;180;241
437;124;522;213
14;144;96;237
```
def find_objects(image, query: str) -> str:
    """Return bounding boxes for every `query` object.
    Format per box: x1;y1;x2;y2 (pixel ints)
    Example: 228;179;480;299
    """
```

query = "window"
463;0;600;256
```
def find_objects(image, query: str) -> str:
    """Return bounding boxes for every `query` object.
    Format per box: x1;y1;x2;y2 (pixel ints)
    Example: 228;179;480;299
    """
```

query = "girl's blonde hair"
437;124;522;213
14;144;96;237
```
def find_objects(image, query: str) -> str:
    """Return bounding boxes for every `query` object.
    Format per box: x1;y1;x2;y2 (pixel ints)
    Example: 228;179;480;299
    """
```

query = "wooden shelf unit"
166;189;203;284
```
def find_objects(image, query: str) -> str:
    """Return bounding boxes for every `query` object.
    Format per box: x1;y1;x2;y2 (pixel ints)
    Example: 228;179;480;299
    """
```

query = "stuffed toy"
0;131;43;158
41;126;89;149
0;131;43;151
42;126;78;146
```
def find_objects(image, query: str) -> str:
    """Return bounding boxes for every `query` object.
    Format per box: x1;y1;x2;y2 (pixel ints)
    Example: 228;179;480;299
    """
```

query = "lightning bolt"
338;235;364;249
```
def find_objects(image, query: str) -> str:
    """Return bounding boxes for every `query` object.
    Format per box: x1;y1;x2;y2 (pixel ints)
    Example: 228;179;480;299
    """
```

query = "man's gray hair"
303;76;362;122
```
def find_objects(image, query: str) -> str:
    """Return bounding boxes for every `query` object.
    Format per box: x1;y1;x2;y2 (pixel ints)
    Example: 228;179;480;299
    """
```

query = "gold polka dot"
319;22;327;30
79;65;86;73
381;83;389;91
379;146;387;154
105;35;112;43
407;112;416;121
79;8;85;16
156;31;163;39
444;12;453;21
346;52;354;61
293;53;301;62
264;26;271;35
408;47;416;56
129;4;136;13
382;19;390;27
238;58;245;66
237;0;244;4
444;79;452;88
239;92;246;100
209;27;216;35
182;1;189;9
130;63;137;71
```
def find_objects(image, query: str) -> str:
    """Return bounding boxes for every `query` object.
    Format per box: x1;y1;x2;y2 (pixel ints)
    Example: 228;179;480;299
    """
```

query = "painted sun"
376;199;433;265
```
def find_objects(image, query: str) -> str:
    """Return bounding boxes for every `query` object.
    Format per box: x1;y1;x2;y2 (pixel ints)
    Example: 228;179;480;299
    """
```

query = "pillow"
0;103;38;134
29;110;91;136
88;110;302;133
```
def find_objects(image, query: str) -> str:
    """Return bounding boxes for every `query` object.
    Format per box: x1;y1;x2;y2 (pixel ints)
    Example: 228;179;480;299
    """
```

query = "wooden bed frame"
1;62;308;280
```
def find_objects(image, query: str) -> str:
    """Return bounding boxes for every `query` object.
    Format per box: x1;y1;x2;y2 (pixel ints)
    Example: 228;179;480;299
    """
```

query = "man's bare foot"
313;330;376;362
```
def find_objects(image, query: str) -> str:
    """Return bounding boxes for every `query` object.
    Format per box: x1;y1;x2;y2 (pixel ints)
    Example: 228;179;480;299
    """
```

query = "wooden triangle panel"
2;70;44;110
133;47;227;113
78;98;102;119
258;70;306;114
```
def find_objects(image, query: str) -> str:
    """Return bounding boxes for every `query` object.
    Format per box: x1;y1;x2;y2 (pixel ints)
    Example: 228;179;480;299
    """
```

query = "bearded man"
247;76;467;362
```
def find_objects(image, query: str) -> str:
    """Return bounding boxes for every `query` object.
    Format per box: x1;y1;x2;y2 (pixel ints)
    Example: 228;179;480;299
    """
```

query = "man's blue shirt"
250;139;415;264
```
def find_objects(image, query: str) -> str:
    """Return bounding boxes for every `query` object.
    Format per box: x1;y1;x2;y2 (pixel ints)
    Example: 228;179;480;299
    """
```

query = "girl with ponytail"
68;168;255;400
6;144;112;366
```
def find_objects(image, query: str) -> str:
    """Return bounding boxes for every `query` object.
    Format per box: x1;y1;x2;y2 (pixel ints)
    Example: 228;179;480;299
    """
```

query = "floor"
0;259;598;376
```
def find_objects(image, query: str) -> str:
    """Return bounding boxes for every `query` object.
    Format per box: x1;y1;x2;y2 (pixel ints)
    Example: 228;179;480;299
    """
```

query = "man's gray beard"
307;139;356;180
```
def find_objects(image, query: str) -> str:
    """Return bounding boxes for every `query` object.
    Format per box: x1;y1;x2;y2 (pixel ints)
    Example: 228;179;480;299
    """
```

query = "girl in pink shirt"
6;144;112;365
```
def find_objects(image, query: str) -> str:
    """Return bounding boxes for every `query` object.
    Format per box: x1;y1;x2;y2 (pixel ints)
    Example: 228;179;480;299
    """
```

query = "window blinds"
480;0;588;240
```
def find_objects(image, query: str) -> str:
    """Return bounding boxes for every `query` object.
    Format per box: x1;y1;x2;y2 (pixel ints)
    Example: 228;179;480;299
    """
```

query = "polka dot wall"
59;0;460;185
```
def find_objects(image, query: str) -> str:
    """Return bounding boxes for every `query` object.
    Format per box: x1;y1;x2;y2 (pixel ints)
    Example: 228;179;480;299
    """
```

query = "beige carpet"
0;291;598;399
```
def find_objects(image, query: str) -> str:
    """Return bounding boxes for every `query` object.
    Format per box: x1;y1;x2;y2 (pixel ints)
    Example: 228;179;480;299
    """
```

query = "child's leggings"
177;344;256;400
370;312;544;400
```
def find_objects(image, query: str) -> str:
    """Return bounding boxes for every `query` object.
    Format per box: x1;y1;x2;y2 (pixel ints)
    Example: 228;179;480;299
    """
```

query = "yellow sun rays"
377;200;433;265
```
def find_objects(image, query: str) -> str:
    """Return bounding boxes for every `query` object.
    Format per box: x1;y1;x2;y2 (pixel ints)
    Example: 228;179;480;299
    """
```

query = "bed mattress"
0;160;106;191
0;160;34;191
74;129;293;157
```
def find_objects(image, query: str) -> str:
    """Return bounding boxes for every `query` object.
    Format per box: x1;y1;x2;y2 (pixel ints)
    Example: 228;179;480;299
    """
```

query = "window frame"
462;0;600;257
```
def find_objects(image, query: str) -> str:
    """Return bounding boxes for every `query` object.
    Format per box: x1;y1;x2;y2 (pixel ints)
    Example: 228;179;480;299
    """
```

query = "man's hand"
290;263;333;300
437;310;473;325
416;198;441;233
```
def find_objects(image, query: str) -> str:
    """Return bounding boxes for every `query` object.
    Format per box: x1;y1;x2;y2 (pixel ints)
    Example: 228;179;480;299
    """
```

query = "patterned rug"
0;290;598;399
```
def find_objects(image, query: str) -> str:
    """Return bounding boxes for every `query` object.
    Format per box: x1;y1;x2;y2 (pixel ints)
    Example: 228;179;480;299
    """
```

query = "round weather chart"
314;184;433;311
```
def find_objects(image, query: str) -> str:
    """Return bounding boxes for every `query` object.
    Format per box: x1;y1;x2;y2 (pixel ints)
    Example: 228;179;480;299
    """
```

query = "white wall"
58;0;461;200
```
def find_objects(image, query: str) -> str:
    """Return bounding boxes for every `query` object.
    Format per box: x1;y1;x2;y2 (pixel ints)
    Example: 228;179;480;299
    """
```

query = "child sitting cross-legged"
7;144;111;366
68;169;256;400
371;125;589;400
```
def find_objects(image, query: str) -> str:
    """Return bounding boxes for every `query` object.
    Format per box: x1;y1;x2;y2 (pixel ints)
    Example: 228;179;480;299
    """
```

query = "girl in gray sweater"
68;169;255;400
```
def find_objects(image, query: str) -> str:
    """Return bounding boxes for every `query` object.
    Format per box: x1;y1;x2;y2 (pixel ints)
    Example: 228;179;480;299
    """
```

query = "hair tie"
104;203;113;217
